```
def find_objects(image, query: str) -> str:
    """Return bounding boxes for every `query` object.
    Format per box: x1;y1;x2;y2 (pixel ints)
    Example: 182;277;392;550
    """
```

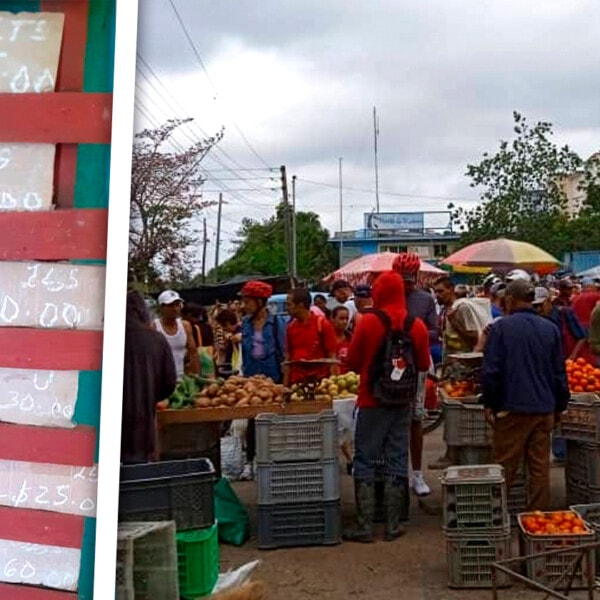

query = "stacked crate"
560;393;600;505
443;399;528;519
442;465;512;589
118;458;219;599
255;410;342;549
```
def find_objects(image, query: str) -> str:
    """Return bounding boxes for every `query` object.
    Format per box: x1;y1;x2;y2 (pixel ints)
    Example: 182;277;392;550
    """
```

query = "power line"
166;0;272;169
296;177;477;203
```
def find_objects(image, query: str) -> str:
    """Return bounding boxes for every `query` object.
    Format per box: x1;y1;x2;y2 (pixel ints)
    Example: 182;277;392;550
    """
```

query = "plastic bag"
211;560;261;595
214;477;250;546
220;435;244;480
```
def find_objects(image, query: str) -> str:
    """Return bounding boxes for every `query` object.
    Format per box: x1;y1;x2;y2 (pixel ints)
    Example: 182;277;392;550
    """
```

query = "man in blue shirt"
482;280;570;511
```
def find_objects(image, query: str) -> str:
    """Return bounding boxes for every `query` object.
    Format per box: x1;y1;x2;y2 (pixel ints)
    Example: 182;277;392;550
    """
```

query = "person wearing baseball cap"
153;290;200;381
555;278;575;307
330;279;358;325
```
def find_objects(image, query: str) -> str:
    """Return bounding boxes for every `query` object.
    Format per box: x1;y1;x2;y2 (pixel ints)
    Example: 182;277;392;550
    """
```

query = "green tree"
205;203;337;282
129;119;222;290
449;112;582;257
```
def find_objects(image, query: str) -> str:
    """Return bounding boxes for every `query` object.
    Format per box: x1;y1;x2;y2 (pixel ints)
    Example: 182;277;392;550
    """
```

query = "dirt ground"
219;428;597;600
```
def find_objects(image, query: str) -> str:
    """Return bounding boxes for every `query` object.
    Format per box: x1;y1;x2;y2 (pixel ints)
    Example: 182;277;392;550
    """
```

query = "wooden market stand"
0;1;116;598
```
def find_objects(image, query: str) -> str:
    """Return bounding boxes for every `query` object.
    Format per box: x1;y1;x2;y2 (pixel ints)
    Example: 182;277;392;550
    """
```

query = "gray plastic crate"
116;521;179;600
560;394;600;442
507;464;529;521
119;458;216;531
443;400;492;447
255;410;338;463
446;531;512;589
257;459;340;504
518;514;596;589
566;439;600;487
258;500;341;549
442;465;509;532
571;503;600;573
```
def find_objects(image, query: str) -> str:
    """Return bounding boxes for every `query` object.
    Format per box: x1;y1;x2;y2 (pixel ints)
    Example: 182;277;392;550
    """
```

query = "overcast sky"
134;0;600;269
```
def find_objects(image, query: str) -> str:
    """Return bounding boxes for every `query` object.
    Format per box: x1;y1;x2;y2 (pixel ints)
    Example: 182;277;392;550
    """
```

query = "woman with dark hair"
314;293;331;319
214;308;242;378
332;305;352;374
182;303;216;378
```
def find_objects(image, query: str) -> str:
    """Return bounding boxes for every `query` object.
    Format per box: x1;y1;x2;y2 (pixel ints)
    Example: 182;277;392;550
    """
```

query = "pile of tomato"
566;358;600;394
442;380;479;398
520;511;589;536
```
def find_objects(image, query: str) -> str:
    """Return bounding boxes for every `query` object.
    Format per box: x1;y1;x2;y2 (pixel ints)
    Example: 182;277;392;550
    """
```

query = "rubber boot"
383;478;407;542
373;479;385;523
343;480;375;543
398;478;410;523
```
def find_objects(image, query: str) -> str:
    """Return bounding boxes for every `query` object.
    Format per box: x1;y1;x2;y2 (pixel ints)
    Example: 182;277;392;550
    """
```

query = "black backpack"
369;309;418;407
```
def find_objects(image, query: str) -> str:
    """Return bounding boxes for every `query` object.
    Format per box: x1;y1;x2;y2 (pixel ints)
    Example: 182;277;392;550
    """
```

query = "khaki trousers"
492;412;555;511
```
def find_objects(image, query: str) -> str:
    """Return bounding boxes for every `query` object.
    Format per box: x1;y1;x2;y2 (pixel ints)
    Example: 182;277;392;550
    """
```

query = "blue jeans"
552;432;566;461
354;406;411;484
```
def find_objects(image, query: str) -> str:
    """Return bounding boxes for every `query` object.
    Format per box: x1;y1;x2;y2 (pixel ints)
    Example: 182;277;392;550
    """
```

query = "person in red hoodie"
344;271;430;543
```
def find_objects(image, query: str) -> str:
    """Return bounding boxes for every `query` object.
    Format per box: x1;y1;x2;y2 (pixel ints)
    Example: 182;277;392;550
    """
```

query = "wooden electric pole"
280;166;292;277
214;193;223;282
201;217;208;284
291;175;297;280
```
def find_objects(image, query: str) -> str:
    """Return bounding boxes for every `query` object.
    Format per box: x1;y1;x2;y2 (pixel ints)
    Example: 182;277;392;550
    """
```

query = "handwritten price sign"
0;539;79;591
0;262;105;330
0;460;97;518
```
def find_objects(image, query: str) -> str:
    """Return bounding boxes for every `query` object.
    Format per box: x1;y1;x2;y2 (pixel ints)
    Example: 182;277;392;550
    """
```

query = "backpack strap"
371;309;414;335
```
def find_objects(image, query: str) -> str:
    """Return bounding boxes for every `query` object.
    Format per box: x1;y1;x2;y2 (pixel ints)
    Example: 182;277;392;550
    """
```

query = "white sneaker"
411;472;431;497
239;462;254;481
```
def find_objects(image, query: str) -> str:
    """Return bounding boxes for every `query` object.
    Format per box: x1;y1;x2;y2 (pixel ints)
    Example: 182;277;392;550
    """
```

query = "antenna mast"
373;106;380;214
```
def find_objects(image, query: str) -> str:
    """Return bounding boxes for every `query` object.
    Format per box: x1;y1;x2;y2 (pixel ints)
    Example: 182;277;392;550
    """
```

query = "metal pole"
202;217;207;284
291;175;297;280
280;166;291;277
214;193;222;282
339;157;343;267
373;106;380;213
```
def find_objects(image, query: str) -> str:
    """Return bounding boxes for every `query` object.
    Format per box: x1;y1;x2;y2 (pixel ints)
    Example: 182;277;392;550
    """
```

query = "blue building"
330;211;460;266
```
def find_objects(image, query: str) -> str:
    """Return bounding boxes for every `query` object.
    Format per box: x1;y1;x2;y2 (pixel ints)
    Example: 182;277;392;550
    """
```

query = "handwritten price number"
0;390;74;421
14;478;96;512
0;18;49;43
3;557;75;590
22;265;80;293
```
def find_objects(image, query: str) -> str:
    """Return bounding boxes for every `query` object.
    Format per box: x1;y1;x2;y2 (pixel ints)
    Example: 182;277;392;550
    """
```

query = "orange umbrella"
441;238;561;275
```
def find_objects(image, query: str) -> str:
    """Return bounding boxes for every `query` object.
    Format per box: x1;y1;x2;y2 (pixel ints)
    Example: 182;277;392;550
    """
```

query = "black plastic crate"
258;500;341;549
119;458;216;531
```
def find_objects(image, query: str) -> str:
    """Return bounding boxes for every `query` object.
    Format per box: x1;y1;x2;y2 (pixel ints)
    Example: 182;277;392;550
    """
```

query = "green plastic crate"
176;523;219;599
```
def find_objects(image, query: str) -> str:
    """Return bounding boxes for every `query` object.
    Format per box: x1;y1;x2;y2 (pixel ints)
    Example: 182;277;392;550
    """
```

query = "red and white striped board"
0;9;105;596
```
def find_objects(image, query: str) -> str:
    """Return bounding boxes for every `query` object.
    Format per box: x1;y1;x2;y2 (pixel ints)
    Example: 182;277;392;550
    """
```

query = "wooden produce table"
155;400;334;477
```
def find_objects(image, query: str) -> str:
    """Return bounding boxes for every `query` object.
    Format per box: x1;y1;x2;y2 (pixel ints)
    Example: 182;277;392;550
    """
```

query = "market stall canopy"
323;252;446;286
441;238;561;275
577;265;600;278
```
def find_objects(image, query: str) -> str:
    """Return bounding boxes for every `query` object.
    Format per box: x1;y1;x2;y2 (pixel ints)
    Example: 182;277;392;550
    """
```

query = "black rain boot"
398;477;410;523
383;478;407;542
343;480;375;543
373;479;385;523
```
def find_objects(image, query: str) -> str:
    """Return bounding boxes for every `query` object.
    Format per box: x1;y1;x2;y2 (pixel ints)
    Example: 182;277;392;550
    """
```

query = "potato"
250;398;263;407
236;399;250;407
211;398;222;407
225;396;237;406
194;397;211;408
206;384;220;398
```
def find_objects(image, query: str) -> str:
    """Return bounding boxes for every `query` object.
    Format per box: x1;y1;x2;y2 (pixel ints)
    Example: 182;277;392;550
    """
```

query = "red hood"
372;271;408;326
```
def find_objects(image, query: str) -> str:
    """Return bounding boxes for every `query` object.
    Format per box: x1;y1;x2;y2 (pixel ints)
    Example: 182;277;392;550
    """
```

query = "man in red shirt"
572;278;600;332
344;271;430;543
283;287;338;386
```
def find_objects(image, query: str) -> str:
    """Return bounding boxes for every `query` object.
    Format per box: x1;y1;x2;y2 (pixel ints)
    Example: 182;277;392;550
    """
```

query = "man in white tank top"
153;290;200;381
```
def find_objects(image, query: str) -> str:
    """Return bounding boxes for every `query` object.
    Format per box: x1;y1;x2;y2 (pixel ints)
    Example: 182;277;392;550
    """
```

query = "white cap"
158;290;183;305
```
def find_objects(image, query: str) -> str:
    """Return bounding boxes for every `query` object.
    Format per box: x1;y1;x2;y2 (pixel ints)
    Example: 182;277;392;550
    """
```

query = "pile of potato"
193;375;287;409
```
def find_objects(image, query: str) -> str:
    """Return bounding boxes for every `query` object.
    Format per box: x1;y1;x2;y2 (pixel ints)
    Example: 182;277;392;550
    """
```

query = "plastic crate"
518;513;596;589
258;500;341;549
157;421;218;460
119;458;216;531
446;531;512;588
565;476;598;506
116;521;179;600
257;459;340;504
507;465;529;520
442;465;509;532
176;523;219;599
443;400;492;447
571;503;600;573
255;410;338;463
560;394;600;442
566;439;600;487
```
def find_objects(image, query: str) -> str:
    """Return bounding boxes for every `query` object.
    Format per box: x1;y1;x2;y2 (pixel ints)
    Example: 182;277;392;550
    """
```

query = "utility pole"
338;157;344;267
201;217;208;284
373;105;380;213
280;166;291;277
291;175;297;280
214;193;223;282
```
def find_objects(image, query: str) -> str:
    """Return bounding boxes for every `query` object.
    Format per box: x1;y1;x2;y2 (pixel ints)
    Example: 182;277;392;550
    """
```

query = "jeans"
354;406;411;485
552;432;566;461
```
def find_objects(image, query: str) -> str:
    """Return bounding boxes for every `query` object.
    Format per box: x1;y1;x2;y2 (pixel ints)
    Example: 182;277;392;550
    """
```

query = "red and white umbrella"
323;252;445;287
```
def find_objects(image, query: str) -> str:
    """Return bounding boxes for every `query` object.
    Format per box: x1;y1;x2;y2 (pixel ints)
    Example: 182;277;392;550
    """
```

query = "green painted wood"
74;0;115;209
0;0;40;11
78;517;96;600
74;370;103;462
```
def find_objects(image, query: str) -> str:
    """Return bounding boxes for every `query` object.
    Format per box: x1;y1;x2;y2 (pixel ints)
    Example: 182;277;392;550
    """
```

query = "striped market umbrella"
323;252;446;287
441;238;561;275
